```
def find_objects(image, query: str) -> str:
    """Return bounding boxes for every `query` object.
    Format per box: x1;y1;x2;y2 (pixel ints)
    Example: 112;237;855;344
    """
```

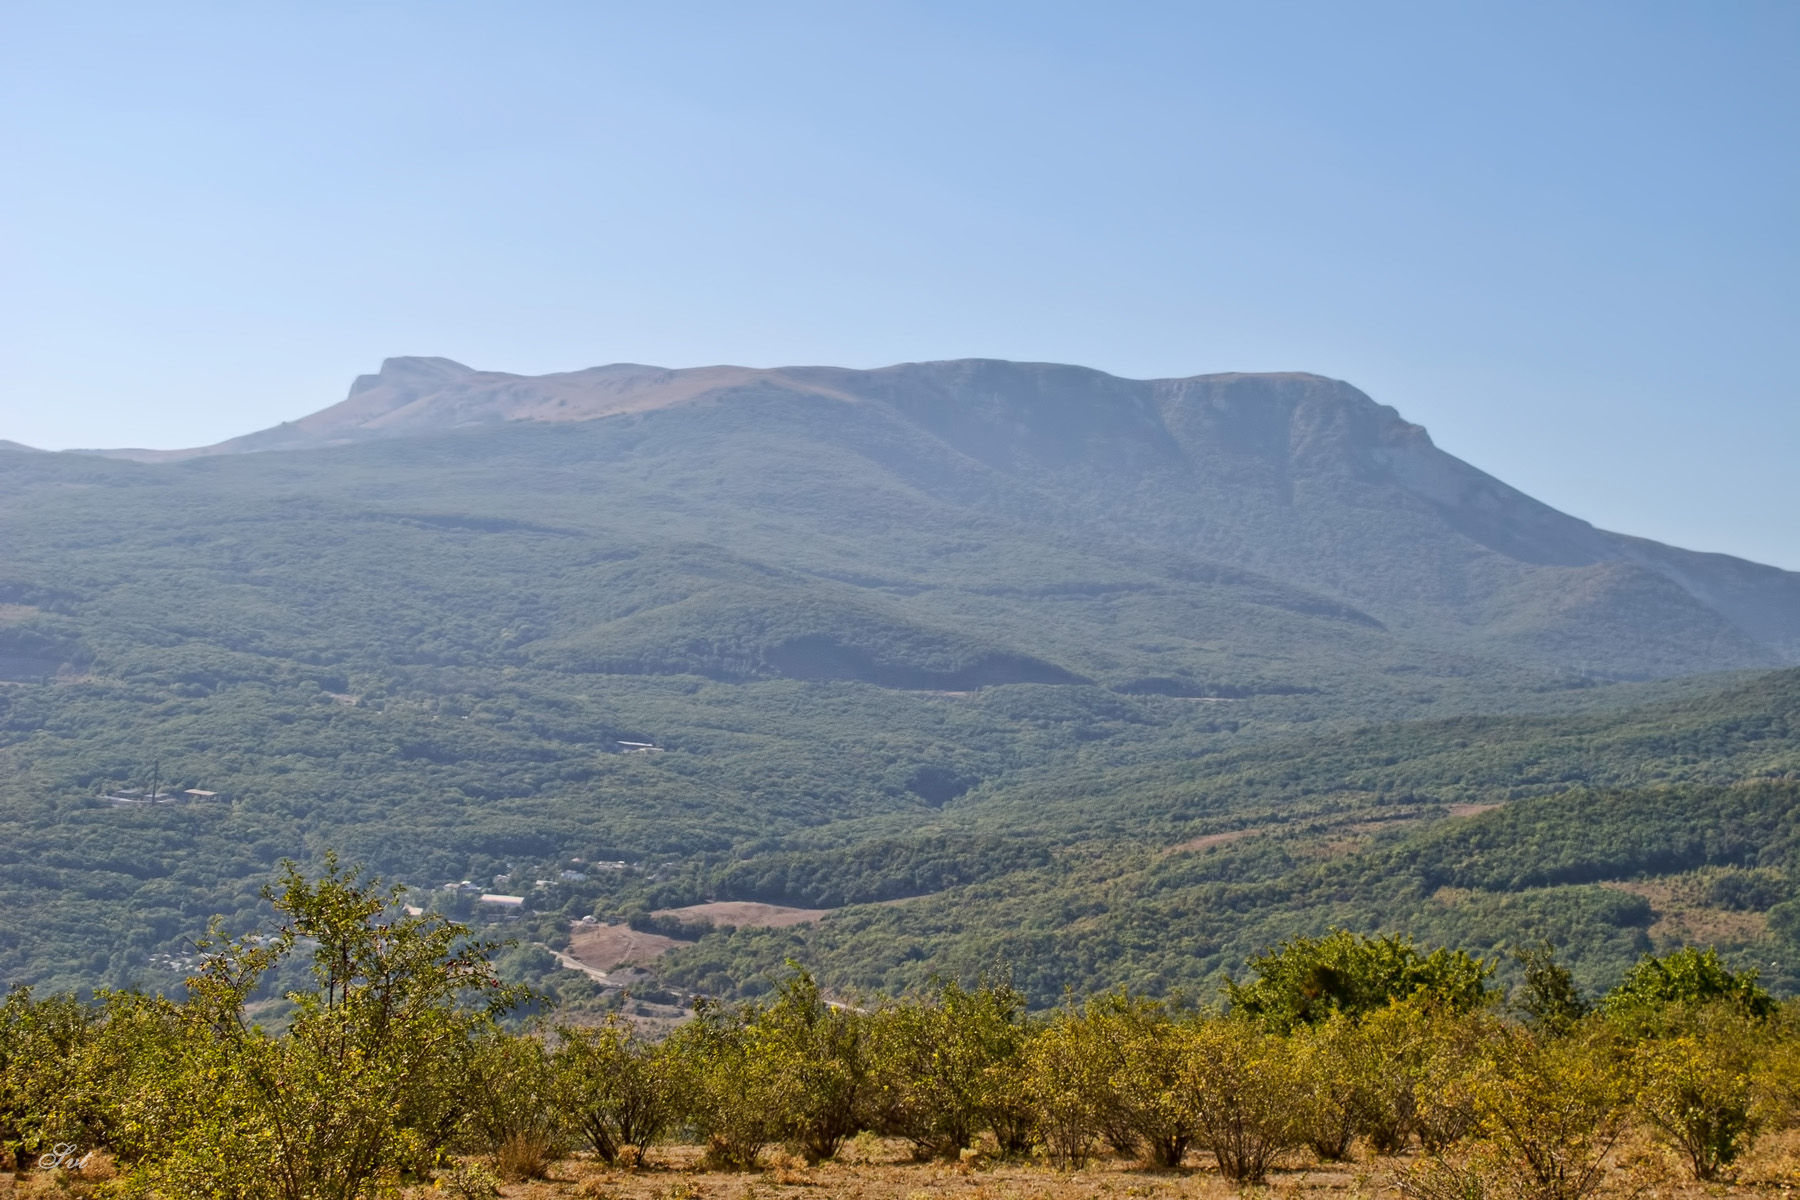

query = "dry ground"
567;905;828;976
566;924;683;972
652;902;829;929
1601;878;1771;949
1169;829;1263;854
8;1132;1800;1198
455;1130;1800;1199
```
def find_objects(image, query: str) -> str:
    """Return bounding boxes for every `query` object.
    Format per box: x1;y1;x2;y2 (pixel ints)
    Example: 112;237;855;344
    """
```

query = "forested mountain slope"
79;356;1800;674
651;667;1800;1003
1;357;1796;997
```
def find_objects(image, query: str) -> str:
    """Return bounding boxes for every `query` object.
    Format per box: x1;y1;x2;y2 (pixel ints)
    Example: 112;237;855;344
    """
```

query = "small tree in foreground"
1187;1016;1304;1184
551;1016;681;1165
126;854;521;1200
1634;1006;1764;1181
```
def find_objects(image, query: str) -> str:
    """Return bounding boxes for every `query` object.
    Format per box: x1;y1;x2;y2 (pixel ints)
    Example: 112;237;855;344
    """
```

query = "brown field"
565;924;682;972
1445;802;1502;818
564;904;829;975
653;902;829;929
1602;878;1770;949
10;1131;1800;1198
423;1129;1800;1199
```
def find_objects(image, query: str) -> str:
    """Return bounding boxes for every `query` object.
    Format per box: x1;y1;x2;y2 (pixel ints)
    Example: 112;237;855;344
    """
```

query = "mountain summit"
45;357;1800;677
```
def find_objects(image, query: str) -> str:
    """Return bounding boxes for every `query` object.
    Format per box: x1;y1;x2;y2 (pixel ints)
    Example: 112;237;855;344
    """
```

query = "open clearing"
652;901;829;928
564;904;830;973
565;924;681;972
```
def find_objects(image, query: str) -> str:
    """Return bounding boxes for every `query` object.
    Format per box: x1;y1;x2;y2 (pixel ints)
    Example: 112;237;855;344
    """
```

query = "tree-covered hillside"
2;360;1797;998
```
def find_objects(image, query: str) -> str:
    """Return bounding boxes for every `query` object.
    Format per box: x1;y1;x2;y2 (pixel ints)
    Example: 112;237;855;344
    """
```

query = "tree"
125;853;520;1200
1226;930;1494;1032
866;978;1033;1160
1512;942;1589;1035
1601;946;1775;1024
550;1017;681;1165
1186;1016;1304;1184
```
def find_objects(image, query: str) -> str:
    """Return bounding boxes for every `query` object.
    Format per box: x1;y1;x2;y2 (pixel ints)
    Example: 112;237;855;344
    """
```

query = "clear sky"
3;2;1796;567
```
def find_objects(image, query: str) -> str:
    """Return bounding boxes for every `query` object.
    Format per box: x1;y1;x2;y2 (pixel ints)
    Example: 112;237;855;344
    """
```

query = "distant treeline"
5;860;1799;1200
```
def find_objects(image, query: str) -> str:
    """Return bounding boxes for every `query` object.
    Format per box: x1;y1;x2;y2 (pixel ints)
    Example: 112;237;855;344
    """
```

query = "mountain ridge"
35;355;1800;673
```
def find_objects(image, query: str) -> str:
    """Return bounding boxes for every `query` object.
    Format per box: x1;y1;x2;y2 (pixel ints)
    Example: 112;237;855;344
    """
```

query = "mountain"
75;356;1800;677
4;356;1798;997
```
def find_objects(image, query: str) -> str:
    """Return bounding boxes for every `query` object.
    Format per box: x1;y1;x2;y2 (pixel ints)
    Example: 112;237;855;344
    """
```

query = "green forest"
2;393;1798;1011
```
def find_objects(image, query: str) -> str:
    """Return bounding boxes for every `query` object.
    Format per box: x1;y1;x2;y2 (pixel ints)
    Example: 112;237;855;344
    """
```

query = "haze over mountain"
74;356;1800;680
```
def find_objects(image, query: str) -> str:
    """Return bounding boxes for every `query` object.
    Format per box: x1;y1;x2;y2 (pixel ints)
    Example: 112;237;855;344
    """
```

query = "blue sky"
3;2;1796;567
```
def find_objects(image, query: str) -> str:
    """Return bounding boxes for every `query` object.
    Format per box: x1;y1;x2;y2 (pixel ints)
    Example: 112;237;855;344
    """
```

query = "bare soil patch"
1446;802;1502;818
653;901;828;928
1601;878;1769;948
566;924;681;971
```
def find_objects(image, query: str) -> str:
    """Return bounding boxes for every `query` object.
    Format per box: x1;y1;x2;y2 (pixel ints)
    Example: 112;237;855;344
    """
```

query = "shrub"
1111;998;1201;1168
1186;1016;1304;1183
551;1016;682;1164
1415;1007;1500;1153
0;987;101;1171
1634;1006;1763;1181
1355;999;1430;1154
1468;1024;1633;1200
464;1031;563;1179
667;999;785;1169
750;970;870;1163
866;978;1032;1160
1291;1013;1369;1162
1024;1007;1111;1169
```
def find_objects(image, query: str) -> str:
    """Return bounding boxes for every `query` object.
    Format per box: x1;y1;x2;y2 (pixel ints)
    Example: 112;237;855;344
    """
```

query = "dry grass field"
9;1131;1800;1198
445;1132;1800;1200
652;903;830;930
